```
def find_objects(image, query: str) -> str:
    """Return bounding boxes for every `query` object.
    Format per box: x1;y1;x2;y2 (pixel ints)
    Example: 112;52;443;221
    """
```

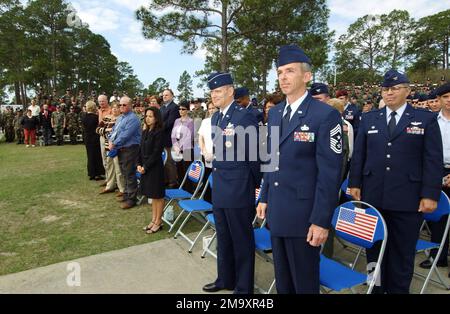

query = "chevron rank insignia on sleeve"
330;124;342;154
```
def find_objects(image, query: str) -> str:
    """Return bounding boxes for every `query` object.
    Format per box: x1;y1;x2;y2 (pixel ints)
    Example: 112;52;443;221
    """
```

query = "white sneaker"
32;145;35;147
26;145;30;148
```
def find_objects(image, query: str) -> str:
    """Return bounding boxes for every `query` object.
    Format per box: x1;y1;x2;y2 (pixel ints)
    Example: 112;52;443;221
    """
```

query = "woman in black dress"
82;101;105;180
137;107;165;234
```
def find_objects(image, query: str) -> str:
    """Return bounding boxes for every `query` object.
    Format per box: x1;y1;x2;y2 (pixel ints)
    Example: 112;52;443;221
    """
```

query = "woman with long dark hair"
137;107;165;234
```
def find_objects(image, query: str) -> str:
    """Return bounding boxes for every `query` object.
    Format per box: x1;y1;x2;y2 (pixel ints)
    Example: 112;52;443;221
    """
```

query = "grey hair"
300;62;312;72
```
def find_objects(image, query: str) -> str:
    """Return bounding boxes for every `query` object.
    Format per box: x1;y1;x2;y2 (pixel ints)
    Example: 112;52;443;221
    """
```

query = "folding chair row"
414;191;450;293
339;181;450;294
174;174;213;253
161;160;205;231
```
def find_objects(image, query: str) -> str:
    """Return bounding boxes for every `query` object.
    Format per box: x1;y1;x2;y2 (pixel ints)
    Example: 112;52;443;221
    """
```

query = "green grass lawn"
0;142;202;276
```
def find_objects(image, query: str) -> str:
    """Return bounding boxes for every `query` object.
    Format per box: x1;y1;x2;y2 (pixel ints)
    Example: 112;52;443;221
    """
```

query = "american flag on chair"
336;207;378;242
189;163;201;180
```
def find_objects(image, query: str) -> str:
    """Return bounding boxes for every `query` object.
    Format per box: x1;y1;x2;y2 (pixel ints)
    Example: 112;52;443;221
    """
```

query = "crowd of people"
1;46;450;294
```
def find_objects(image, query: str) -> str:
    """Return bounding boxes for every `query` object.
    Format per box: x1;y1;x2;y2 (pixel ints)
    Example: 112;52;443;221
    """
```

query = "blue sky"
70;0;450;98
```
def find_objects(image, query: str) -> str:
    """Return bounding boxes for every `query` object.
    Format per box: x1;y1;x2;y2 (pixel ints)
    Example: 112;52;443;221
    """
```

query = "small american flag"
336;207;378;242
189;163;201;180
255;188;261;202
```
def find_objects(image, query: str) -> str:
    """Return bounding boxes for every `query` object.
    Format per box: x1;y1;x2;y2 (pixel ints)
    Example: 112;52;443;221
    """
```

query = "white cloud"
111;0;149;11
119;19;162;53
70;2;120;33
328;0;450;37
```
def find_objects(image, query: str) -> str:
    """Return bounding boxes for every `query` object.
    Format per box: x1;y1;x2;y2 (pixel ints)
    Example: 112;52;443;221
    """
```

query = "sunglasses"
120;104;128;107
179;108;188;111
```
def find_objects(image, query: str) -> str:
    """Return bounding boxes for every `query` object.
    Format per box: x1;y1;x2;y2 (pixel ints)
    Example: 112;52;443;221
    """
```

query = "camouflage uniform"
79;110;86;143
189;107;206;120
13;111;25;144
52;110;65;145
66;110;81;144
4;109;15;142
135;112;145;127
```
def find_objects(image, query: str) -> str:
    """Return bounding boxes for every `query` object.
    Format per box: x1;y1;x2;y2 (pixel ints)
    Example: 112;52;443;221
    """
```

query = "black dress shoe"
202;283;233;293
419;259;448;269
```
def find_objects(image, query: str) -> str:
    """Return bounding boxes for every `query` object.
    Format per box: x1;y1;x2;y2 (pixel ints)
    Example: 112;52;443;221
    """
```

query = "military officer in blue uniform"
337;89;361;136
202;72;261;294
348;69;443;294
419;82;450;273
257;45;343;294
234;87;264;124
310;82;330;103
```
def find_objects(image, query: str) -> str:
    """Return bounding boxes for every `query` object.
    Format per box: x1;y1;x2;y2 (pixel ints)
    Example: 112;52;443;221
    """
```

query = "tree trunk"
444;35;449;69
14;81;21;105
262;50;268;97
220;1;228;72
22;82;28;107
52;21;57;88
19;81;26;108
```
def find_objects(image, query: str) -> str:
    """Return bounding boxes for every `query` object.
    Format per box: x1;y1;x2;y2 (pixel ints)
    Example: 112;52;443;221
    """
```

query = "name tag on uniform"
368;130;379;134
222;127;235;136
294;131;315;142
406;126;424;135
345;115;354;120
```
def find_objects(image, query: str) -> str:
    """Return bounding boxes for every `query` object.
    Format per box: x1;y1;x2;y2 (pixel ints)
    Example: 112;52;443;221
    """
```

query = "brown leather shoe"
117;198;126;203
121;202;135;210
99;189;115;195
116;192;124;197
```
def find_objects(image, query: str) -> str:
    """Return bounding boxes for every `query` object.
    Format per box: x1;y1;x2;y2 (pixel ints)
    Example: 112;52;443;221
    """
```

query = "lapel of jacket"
219;102;236;130
375;107;389;140
280;94;311;145
211;102;237;145
390;104;414;141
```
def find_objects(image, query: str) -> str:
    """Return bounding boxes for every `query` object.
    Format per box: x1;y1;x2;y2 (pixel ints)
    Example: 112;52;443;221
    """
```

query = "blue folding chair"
340;178;352;200
162;160;205;231
335;178;367;263
200;180;265;260
174;174;213;252
199;213;217;259
320;201;388;294
251;179;276;294
414;191;450;293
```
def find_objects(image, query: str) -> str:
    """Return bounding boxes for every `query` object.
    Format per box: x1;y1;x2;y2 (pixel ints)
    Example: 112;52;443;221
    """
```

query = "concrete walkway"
0;237;221;294
0;235;448;294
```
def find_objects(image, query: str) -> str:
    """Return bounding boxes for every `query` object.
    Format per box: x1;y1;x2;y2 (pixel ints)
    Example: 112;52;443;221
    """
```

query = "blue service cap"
310;83;329;96
428;90;437;100
417;93;429;102
234;87;249;99
207;72;233;90
107;148;118;158
381;69;410;87
277;44;311;67
435;82;450;97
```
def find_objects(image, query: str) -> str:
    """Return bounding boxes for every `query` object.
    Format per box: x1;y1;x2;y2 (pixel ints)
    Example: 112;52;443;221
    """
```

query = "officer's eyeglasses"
381;86;408;93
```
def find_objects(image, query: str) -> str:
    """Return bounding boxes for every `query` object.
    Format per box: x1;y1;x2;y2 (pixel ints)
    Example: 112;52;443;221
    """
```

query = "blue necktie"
388;111;397;137
281;105;292;136
217;112;224;126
